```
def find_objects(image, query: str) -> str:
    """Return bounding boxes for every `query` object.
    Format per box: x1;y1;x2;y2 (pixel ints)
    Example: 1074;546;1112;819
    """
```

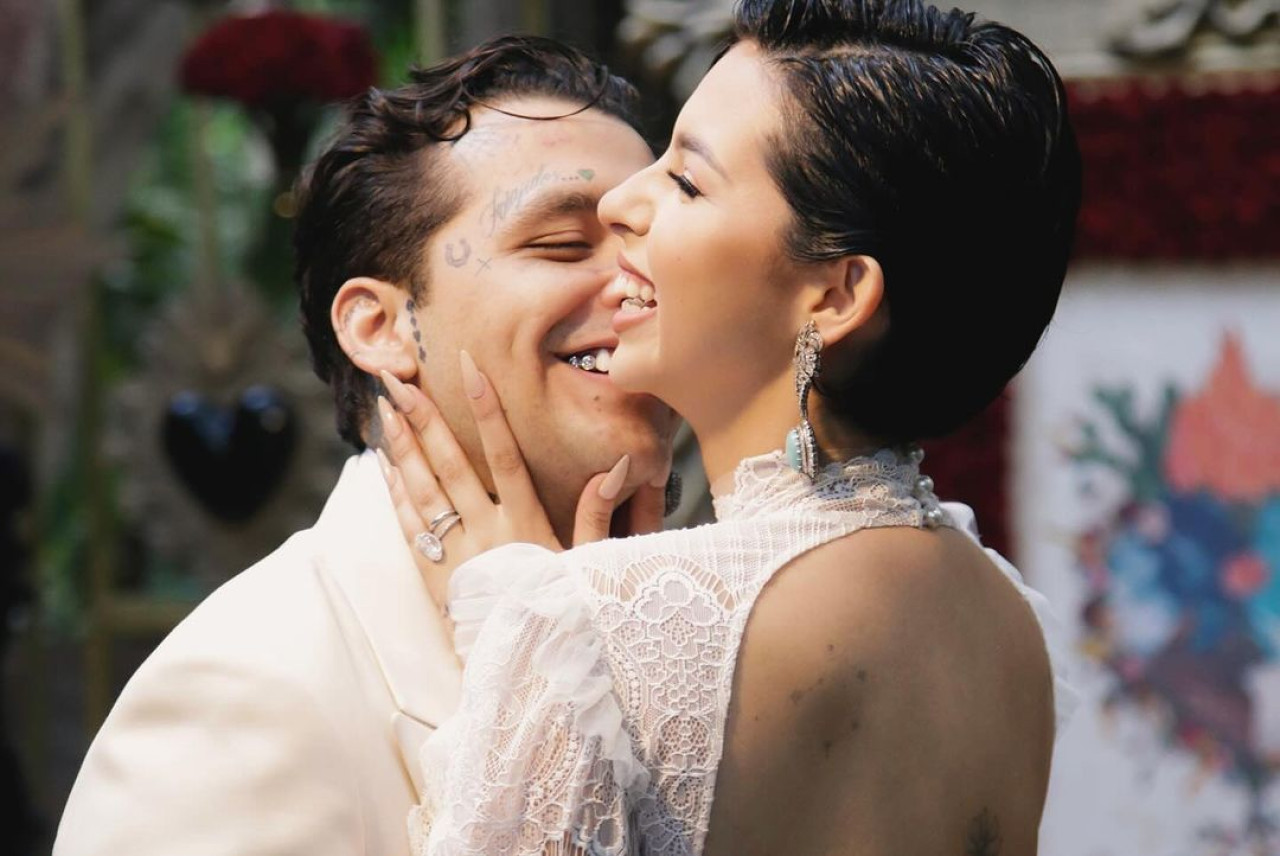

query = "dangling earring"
785;320;823;479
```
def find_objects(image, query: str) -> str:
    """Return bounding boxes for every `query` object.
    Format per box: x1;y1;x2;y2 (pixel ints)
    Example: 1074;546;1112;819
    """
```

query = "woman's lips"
616;252;652;286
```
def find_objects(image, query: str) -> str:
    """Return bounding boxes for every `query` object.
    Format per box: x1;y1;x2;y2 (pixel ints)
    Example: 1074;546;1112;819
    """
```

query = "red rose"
179;11;377;109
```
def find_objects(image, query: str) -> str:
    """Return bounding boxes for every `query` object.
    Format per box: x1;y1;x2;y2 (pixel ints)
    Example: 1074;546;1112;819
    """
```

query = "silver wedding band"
426;509;459;531
432;512;462;539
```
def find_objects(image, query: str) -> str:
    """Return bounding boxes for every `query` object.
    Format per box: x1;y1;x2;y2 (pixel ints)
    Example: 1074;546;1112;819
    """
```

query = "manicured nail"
598;454;630;501
379;370;417;414
375;447;393;477
459;350;484;400
376;396;401;438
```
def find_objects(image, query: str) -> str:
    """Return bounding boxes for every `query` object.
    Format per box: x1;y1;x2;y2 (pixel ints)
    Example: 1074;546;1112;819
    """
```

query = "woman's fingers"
572;455;630;546
376;449;450;606
458;350;545;517
380;370;491;520
376;395;446;518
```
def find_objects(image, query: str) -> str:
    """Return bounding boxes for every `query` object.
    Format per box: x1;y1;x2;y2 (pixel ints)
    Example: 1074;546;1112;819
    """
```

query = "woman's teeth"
619;272;656;312
568;348;613;374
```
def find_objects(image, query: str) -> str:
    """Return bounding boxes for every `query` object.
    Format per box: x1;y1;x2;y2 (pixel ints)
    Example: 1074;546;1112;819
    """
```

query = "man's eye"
526;241;594;259
667;171;702;199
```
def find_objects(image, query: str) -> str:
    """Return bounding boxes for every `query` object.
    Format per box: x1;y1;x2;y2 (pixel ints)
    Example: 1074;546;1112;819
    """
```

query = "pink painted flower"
1222;553;1269;599
1165;334;1280;503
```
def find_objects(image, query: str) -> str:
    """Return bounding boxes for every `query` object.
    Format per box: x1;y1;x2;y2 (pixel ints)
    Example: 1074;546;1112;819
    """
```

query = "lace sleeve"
409;544;649;856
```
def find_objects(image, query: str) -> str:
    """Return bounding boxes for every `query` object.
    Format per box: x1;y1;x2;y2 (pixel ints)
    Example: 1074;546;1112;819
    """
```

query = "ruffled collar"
712;448;946;526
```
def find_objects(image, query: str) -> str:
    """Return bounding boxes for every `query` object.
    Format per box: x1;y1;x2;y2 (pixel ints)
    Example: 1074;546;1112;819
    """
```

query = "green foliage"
40;1;416;630
99;99;276;372
39;99;277;631
1073;383;1180;503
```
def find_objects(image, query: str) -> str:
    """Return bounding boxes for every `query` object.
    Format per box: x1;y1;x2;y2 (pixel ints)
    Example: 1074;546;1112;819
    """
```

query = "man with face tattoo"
55;36;676;856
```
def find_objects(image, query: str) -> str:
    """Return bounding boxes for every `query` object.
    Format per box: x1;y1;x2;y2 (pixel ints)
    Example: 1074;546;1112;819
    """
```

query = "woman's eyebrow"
674;131;729;180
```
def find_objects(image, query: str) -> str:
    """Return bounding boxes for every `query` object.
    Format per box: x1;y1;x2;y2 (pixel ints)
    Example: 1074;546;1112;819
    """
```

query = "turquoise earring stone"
785;428;803;473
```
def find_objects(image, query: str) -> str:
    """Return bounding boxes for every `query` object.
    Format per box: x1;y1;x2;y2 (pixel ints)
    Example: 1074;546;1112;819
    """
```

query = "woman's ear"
331;277;420;381
805;255;886;349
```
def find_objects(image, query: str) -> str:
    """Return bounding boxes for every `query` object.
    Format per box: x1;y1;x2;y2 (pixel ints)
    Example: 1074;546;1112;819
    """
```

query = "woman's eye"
667;171;702;199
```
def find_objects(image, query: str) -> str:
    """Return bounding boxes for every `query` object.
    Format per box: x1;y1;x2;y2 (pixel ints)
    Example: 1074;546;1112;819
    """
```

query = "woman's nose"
598;166;653;239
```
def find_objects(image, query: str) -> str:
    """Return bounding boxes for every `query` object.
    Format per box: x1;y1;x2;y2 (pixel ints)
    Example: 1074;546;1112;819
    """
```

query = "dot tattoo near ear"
406;299;427;364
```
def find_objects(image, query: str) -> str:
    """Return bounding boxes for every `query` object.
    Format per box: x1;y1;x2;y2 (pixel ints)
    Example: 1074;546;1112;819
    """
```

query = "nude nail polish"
598;455;631;501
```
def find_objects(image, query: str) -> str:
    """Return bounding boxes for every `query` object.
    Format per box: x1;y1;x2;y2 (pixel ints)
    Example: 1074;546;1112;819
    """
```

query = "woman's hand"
375;351;667;601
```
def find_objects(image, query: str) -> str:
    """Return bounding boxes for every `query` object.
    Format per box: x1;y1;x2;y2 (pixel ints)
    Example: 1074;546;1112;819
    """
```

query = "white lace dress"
408;450;1076;856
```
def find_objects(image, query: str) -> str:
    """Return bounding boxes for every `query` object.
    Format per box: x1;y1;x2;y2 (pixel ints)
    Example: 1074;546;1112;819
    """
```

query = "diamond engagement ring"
415;509;463;563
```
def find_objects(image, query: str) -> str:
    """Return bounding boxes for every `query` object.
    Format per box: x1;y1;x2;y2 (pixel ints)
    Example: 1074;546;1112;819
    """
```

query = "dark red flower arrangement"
1068;74;1280;261
179;10;376;110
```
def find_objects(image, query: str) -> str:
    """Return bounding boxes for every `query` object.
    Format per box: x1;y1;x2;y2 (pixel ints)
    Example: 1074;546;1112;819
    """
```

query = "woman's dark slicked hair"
734;0;1082;441
294;36;642;449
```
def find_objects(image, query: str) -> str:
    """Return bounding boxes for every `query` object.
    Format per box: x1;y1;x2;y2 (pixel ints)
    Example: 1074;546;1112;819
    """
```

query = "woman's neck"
691;380;882;496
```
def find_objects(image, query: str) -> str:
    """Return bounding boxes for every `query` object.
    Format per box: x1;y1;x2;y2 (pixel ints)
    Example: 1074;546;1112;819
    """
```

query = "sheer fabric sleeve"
409;543;649;856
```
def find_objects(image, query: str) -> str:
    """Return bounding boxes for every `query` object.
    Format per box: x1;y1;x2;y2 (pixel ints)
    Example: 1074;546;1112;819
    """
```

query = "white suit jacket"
55;452;463;856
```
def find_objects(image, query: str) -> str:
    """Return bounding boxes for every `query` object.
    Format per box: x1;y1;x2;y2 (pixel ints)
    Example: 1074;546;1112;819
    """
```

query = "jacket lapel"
312;452;462;792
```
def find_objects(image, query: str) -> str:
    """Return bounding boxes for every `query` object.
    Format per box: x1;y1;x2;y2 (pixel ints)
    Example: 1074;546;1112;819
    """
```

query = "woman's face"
598;41;811;425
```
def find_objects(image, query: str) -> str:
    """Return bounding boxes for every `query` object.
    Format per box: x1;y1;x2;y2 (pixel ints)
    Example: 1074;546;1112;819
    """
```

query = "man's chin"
573;416;673;483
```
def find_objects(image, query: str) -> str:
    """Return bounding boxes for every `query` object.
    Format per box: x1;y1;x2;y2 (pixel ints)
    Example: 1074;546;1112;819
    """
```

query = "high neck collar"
712;448;946;526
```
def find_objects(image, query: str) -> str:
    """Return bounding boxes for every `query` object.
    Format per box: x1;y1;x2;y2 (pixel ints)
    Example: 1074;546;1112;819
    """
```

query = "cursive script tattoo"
445;238;472;268
481;164;592;235
965;808;1001;856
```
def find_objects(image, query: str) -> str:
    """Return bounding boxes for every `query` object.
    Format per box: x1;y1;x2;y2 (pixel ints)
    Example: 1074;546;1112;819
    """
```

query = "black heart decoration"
162;385;297;523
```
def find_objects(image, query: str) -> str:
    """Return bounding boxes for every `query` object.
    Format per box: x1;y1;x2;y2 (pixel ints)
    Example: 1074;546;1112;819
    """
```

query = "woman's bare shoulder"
749;526;977;662
706;527;1053;855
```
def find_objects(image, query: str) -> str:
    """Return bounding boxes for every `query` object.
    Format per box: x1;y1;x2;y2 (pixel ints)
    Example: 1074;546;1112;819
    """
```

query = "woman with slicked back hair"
379;2;1082;854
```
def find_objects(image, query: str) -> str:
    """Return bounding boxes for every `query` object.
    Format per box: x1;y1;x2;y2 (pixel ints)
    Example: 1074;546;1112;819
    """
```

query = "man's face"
410;97;675;518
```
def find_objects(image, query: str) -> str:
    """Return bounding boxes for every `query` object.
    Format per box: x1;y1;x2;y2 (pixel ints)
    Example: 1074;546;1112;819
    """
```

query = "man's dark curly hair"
293;35;643;449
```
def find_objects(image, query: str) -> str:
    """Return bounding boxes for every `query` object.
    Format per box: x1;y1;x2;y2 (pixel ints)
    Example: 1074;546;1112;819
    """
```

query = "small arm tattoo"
965;808;1001;856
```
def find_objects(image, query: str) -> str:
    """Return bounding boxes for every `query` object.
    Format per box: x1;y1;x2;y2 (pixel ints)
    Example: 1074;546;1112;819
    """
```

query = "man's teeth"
567;348;613;373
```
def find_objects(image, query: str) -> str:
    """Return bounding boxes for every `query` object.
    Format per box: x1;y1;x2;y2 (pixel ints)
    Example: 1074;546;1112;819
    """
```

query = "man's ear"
802;254;886;349
331;277;420;381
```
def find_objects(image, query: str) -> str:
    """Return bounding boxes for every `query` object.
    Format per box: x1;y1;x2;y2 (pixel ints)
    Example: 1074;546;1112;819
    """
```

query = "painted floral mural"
1073;333;1280;849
